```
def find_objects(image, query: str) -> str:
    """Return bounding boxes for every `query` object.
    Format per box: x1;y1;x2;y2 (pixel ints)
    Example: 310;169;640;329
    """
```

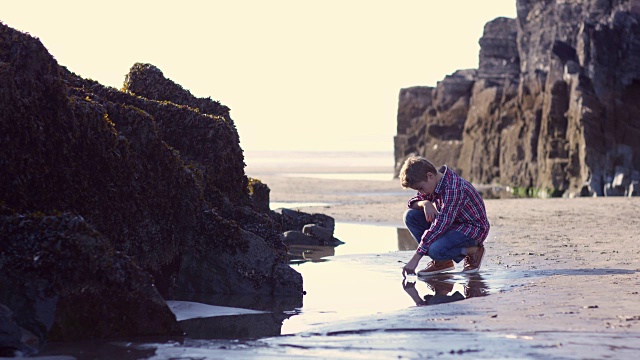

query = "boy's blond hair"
400;156;437;189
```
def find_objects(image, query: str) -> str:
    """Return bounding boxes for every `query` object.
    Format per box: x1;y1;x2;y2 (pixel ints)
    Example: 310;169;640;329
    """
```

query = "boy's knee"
403;208;422;224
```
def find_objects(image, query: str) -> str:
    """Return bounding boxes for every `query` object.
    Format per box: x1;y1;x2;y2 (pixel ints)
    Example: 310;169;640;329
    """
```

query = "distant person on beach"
399;156;490;276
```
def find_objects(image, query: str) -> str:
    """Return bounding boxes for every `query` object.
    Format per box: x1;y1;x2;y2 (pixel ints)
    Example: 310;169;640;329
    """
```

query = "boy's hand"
402;253;422;277
402;262;416;277
423;201;438;222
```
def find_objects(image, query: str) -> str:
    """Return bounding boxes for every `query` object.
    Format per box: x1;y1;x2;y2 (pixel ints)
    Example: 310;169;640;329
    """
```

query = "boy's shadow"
402;273;489;306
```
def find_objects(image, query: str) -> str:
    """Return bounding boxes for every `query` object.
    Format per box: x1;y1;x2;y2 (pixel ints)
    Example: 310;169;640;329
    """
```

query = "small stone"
283;230;318;245
302;224;335;244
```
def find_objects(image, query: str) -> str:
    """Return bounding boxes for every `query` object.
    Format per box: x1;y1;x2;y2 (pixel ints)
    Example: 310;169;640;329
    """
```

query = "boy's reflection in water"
402;274;489;306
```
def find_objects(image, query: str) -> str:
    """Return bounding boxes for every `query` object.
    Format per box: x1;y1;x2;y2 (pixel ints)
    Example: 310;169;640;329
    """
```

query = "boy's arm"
407;192;434;209
409;200;438;222
409;199;427;209
407;194;423;209
422;201;438;222
417;187;464;255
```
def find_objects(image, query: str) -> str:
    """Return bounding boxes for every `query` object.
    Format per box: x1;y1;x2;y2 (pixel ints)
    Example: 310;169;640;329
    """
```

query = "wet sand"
246;173;640;358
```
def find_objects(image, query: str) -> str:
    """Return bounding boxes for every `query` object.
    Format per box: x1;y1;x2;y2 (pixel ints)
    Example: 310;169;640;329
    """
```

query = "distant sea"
244;150;395;181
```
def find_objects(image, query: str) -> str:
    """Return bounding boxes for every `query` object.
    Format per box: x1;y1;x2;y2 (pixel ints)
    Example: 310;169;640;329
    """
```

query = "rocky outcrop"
394;70;476;177
0;22;301;351
395;1;640;197
123;63;233;124
275;209;343;246
275;208;336;233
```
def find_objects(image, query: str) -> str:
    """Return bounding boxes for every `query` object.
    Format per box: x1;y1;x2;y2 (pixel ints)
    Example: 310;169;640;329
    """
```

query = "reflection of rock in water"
287;228;420;262
178;313;289;340
288;244;337;263
397;228;417;250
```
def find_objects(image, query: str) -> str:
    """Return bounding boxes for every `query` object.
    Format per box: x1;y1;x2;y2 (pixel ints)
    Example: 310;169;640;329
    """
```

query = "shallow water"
281;223;494;333
281;262;491;335
289;223;417;261
38;223;500;359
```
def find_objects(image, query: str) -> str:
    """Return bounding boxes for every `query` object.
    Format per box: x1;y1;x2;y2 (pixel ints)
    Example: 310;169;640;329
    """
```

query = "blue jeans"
403;208;477;263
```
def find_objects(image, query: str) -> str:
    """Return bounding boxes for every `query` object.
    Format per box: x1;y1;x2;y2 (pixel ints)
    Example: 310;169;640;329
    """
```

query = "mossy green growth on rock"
247;177;271;213
247;177;266;195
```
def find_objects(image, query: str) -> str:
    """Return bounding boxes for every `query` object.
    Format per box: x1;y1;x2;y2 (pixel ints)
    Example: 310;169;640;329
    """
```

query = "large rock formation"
395;0;640;197
0;22;302;351
394;70;477;176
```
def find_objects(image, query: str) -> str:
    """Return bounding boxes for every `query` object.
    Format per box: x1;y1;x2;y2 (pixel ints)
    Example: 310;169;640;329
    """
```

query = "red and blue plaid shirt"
407;166;490;256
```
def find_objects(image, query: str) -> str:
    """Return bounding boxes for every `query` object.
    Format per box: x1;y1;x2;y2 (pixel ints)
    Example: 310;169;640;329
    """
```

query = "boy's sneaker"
462;246;485;273
417;260;455;276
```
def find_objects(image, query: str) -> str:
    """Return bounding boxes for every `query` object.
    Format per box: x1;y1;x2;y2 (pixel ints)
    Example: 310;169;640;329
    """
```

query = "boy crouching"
400;156;490;276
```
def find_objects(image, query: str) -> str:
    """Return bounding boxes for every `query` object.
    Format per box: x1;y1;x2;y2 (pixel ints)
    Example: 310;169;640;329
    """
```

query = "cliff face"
0;22;301;347
394;70;476;176
458;17;521;186
395;0;640;197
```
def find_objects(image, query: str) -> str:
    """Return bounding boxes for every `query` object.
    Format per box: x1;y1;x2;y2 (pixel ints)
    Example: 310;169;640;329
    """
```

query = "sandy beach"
240;171;640;358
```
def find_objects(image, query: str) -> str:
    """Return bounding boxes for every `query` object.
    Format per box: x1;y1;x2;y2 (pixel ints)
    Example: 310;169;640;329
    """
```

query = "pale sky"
2;1;516;152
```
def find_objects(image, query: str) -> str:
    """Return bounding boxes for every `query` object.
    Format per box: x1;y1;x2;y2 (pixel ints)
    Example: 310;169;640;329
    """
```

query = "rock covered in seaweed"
0;21;302;348
0;209;180;345
123;62;232;122
273;208;336;233
275;208;343;246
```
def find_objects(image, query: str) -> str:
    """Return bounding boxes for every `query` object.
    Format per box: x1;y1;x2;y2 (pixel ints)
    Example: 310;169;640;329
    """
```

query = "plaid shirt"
407;166;490;256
